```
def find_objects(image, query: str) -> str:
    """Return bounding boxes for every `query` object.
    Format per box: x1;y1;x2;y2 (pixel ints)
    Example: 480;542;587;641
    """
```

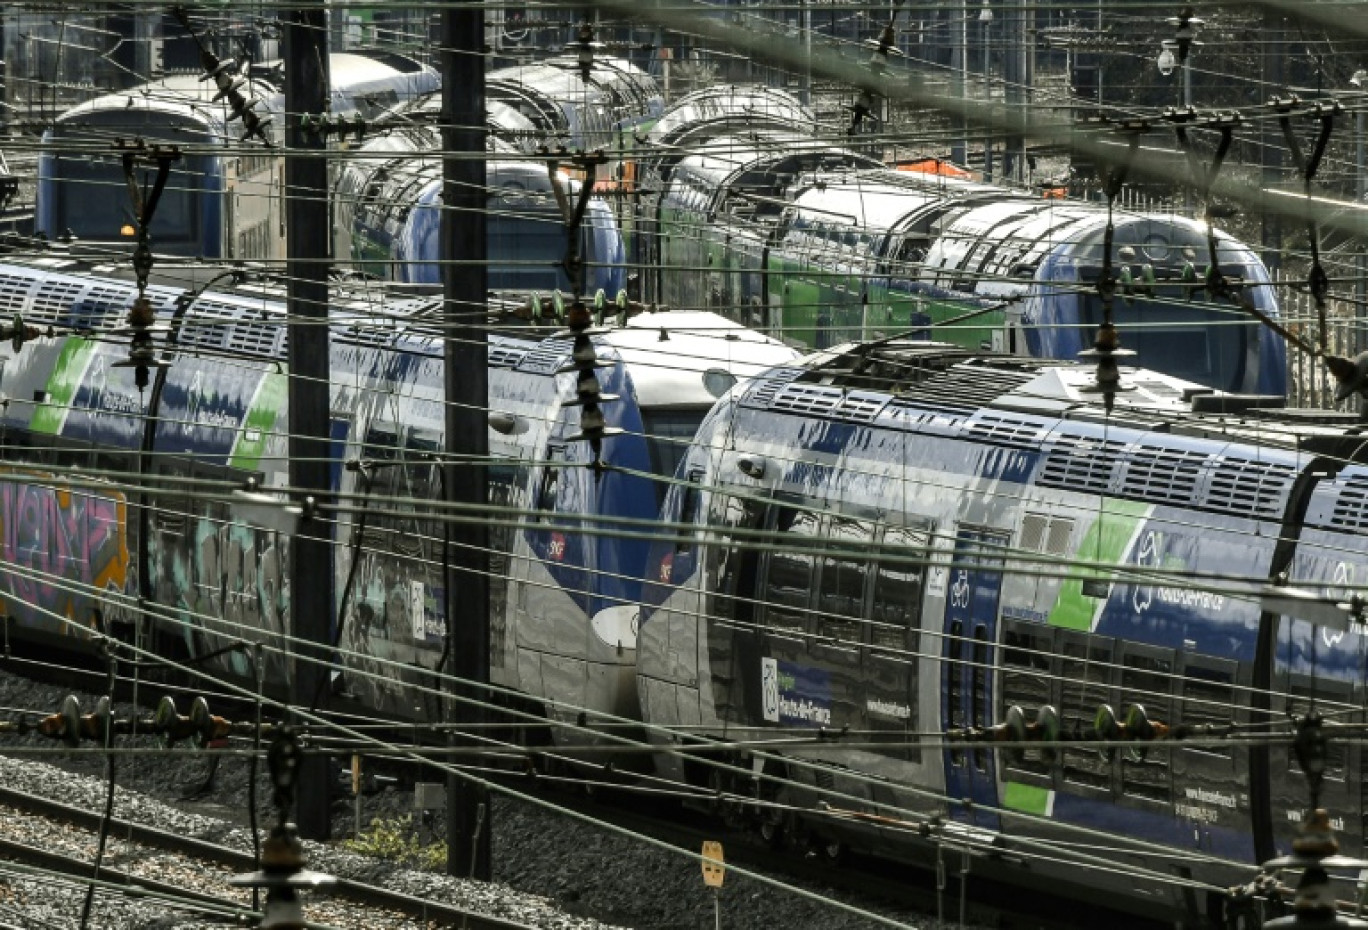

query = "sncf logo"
659;552;673;583
547;532;566;562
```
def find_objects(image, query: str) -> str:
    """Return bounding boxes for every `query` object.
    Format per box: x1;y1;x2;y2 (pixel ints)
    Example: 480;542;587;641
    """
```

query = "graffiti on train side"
0;472;131;633
192;521;287;642
153;509;448;712
152;515;291;679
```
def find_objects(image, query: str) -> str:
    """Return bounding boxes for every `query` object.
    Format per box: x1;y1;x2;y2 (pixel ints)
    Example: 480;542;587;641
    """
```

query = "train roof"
486;55;661;132
784;172;1002;233
664;134;878;193
646;84;814;149
736;340;1361;464
491;311;800;408
52;75;283;139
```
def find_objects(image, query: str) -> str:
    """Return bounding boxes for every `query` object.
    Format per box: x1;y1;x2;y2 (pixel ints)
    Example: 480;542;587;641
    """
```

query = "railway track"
491;772;1174;930
0;783;538;930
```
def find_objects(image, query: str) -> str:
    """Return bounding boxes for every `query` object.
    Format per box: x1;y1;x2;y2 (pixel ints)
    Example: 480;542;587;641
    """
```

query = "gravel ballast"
0;671;955;929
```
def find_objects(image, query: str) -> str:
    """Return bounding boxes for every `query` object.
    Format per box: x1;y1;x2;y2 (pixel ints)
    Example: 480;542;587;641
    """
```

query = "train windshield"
49;128;205;250
489;211;567;290
1078;285;1255;392
641;409;706;506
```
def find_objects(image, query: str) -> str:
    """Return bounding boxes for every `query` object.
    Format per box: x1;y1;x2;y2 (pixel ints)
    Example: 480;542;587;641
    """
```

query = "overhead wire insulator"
173;5;273;146
970;703;1061;765
1078;131;1140;413
573;22;605;83
555;299;622;474
229;728;336;930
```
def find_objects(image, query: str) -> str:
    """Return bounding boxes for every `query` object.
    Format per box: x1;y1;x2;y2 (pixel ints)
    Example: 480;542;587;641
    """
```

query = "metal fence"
1276;270;1365;412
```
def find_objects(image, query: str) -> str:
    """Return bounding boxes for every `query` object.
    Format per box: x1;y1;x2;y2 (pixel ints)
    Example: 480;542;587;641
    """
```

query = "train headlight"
703;369;737;398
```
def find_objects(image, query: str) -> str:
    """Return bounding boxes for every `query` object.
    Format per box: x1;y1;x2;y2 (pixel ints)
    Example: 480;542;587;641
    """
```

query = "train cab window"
710;494;767;631
1059;634;1114;792
869;525;927;650
815;517;870;646
1001;621;1054;781
1119;649;1175;804
893;238;928;275
641;409;707;508
762;505;819;635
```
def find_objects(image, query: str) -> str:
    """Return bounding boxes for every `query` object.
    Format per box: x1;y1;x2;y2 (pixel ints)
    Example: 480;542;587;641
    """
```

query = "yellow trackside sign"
701;840;725;888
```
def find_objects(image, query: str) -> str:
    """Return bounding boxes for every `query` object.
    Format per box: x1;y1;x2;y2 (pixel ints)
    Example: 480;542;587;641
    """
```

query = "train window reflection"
763;506;819;634
1001;622;1053;780
1120;650;1175;804
870;525;926;650
54;154;202;245
816;517;869;646
641;409;706;506
1077;288;1249;393
1060;635;1113;792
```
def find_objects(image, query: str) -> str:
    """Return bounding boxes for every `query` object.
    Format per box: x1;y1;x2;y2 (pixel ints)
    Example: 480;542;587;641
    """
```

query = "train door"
865;523;930;760
942;526;1007;829
1268;612;1361;856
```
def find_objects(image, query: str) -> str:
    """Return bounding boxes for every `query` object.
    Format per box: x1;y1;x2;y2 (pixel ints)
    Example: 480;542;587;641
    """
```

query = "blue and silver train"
638;339;1364;924
332;128;627;295
0;254;796;750
36;52;440;262
639;90;1288;396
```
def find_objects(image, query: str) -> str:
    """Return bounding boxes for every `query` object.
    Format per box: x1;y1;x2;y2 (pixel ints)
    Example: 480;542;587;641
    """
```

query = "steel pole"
284;3;332;841
441;0;491;882
1358;106;1366;352
952;1;966;165
982;17;991;181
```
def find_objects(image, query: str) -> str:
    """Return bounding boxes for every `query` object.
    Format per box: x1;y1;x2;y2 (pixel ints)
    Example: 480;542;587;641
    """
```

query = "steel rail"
0;783;536;930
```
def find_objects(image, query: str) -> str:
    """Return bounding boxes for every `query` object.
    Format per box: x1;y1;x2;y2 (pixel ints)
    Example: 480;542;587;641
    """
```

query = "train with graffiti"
636;338;1361;926
636;91;1287;397
0;254;796;744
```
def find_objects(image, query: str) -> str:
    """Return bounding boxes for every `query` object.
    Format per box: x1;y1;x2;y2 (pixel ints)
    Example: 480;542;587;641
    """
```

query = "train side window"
486;460;518;664
1286;675;1350;782
1059;633;1115;792
971;623;990;771
869;525;927;650
947;619;965;766
535;444;566;519
1180;660;1237;763
675;469;704;555
815;516;871;646
1001;620;1054;782
1119;649;1175;804
710;494;767;630
762;504;819;635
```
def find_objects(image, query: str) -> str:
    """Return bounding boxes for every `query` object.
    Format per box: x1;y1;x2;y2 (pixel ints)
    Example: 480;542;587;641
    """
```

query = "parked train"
329;54;664;293
36;51;439;262
331;121;626;296
639;91;1288;397
390;54;663;156
637;338;1362;925
0;255;797;751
